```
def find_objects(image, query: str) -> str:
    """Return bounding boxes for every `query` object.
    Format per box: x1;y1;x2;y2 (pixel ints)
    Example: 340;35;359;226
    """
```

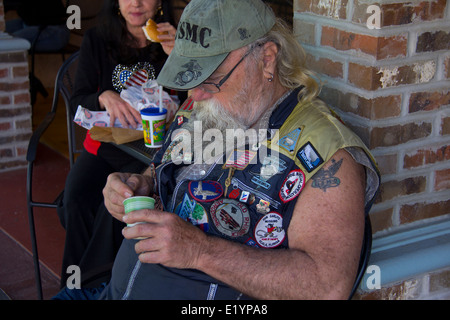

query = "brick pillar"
294;0;450;234
0;0;32;171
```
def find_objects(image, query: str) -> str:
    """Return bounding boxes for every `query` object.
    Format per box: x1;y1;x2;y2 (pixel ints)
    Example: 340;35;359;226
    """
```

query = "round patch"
210;199;250;238
254;212;285;248
189;180;223;202
279;169;305;203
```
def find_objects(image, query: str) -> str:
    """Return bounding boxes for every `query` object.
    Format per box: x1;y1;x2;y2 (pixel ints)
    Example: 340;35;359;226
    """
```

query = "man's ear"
261;41;279;81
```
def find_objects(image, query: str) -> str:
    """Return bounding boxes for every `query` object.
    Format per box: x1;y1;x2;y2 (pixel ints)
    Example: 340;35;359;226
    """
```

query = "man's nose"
190;87;214;101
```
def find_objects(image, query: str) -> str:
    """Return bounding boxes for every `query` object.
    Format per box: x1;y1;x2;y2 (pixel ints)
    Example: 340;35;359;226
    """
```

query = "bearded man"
60;0;381;300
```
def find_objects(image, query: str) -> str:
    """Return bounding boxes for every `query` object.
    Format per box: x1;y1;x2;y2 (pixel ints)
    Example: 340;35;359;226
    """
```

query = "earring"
157;6;163;17
268;73;274;82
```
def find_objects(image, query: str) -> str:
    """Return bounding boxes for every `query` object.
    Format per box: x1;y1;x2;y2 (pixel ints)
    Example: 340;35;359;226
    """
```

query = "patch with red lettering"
210;199;250;238
254;212;285;248
279;169;305;203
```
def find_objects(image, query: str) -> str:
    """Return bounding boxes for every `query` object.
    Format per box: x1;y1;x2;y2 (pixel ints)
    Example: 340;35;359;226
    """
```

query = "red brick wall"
294;0;450;299
0;0;32;171
0;0;4;32
294;0;450;236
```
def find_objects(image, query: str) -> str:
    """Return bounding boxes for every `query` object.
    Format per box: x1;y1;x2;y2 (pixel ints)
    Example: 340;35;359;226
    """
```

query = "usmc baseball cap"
156;0;276;90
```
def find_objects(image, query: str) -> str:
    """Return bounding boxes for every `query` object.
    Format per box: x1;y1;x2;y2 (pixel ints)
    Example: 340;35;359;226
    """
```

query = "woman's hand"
157;22;177;55
98;90;141;129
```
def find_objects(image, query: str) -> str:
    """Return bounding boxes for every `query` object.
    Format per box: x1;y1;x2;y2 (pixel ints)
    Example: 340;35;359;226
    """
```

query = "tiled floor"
0;90;70;300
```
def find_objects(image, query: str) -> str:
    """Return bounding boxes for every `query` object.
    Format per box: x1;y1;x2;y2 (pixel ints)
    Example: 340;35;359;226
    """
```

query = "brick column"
294;0;450;234
0;0;32;171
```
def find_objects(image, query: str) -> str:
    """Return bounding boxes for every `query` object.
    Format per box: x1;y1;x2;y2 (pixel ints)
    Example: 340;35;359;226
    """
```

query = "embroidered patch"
175;193;196;221
210;199;250;238
254;212;285;248
296;142;324;173
189;180;223;202
278;127;302;153
190;203;209;232
175;194;209;231
279;169;305;203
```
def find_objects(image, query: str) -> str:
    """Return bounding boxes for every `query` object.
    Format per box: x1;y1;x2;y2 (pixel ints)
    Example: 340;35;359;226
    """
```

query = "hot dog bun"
142;18;161;42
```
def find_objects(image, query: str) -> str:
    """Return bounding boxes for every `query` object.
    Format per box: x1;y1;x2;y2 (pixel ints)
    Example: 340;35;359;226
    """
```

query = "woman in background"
58;0;178;289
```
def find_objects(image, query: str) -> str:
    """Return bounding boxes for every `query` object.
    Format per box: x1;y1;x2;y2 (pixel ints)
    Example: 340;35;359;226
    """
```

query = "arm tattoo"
311;158;343;192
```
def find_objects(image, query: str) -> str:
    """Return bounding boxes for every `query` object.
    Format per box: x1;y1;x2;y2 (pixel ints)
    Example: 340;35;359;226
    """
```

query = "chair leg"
27;206;43;300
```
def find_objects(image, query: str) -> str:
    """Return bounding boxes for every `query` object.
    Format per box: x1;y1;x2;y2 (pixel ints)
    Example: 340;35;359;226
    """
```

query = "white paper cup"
140;107;167;148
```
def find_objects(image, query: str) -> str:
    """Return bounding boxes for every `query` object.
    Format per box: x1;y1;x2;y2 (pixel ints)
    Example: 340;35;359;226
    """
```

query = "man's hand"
103;172;153;221
122;209;207;269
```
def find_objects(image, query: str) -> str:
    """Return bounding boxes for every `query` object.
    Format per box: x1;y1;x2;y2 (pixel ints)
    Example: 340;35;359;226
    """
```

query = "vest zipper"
230;177;281;209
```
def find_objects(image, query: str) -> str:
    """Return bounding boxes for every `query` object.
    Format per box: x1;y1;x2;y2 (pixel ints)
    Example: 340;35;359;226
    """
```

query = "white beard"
172;61;276;164
179;99;250;164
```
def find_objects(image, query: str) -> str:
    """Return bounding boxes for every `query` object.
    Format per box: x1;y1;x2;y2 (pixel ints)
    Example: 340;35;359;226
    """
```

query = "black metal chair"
26;51;82;299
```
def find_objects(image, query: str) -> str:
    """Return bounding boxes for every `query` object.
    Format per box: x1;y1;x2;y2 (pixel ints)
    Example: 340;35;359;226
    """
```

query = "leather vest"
154;90;380;250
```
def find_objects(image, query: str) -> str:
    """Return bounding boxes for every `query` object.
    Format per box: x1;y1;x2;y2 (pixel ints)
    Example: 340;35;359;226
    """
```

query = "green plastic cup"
123;196;155;228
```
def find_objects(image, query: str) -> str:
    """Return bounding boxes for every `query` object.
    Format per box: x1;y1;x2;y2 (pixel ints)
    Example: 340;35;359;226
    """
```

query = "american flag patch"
224;149;257;170
124;69;148;88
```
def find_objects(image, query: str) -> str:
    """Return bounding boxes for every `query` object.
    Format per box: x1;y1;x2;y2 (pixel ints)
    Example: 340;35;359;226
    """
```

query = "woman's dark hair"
97;0;175;64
